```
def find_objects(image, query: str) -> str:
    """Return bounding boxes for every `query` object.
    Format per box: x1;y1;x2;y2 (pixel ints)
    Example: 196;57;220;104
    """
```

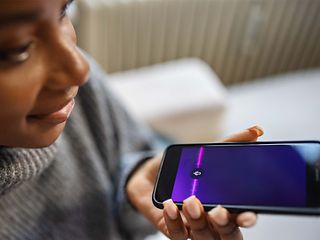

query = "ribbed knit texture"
0;57;157;240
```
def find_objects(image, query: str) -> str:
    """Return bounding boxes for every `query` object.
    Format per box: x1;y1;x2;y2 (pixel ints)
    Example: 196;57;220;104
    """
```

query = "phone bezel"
152;140;320;215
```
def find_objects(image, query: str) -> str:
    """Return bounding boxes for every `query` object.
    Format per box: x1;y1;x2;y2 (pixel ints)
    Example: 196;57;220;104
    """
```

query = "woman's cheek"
0;59;46;117
0;87;35;117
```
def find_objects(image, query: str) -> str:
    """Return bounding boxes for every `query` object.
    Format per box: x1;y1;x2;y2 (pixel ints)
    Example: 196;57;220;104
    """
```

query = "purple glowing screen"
171;144;320;207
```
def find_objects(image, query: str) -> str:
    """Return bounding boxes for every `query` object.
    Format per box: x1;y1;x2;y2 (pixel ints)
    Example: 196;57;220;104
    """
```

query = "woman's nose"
45;25;90;90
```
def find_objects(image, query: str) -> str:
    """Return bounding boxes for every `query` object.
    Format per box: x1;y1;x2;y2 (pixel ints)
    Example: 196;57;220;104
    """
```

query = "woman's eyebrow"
0;9;42;27
0;0;75;27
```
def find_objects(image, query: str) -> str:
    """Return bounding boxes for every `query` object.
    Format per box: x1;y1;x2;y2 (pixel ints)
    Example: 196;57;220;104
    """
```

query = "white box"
108;58;227;142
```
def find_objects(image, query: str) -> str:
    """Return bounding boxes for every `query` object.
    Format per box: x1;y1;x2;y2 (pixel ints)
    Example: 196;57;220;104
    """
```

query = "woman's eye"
60;6;67;20
0;44;32;64
60;0;73;20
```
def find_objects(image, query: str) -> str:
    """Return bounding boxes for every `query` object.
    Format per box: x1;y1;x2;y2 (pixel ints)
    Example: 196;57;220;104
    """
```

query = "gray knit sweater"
0;58;157;239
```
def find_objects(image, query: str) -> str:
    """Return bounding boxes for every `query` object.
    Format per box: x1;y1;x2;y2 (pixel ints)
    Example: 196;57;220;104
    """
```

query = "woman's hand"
126;126;264;239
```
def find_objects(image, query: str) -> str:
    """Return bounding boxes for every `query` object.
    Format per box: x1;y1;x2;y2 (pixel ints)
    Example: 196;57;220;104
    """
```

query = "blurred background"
69;0;320;239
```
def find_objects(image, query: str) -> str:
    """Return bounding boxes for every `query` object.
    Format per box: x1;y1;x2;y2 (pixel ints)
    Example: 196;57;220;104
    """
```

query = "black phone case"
152;140;320;215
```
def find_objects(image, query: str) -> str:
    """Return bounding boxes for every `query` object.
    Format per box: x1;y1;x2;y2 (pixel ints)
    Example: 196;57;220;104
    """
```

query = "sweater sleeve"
81;54;159;239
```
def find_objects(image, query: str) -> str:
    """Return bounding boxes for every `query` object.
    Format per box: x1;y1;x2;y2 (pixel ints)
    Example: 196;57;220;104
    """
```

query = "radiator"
77;0;320;85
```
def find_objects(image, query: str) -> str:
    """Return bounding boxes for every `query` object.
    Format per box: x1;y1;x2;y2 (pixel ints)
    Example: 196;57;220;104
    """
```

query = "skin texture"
0;1;262;239
0;0;89;148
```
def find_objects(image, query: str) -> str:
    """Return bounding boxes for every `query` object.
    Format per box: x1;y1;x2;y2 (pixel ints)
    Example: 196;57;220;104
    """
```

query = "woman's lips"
28;99;75;125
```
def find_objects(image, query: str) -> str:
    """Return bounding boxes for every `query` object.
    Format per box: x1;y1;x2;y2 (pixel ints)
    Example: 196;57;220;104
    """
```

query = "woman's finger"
222;125;264;142
207;206;243;240
182;196;215;240
163;199;189;240
235;211;257;228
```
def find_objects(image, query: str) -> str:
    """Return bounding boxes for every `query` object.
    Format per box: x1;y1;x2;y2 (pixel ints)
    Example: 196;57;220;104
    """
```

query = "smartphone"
152;141;320;215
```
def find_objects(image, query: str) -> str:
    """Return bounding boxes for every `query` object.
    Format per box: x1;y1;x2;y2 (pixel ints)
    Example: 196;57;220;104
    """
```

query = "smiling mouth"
28;99;75;125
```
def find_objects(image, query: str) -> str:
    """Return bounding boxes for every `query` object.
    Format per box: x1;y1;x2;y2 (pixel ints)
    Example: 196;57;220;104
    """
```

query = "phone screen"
168;143;320;208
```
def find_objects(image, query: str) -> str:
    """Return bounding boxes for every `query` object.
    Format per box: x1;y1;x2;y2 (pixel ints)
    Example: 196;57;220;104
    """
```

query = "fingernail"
247;125;264;136
240;213;256;227
183;196;201;219
163;199;178;220
208;205;229;226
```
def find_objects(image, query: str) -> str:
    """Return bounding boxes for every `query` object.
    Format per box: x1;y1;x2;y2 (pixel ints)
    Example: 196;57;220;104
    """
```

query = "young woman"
0;0;262;239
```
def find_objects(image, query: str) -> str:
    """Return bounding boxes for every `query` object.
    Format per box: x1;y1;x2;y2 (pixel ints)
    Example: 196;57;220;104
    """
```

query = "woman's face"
0;0;89;148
